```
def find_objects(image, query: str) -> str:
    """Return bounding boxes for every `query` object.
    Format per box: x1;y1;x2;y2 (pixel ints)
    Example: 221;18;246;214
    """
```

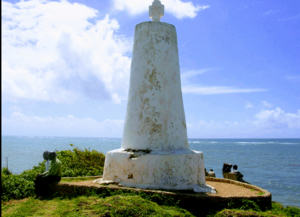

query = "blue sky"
2;0;300;138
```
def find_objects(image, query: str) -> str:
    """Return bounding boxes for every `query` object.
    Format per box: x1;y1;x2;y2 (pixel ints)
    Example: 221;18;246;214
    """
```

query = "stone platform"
101;149;214;193
54;176;272;216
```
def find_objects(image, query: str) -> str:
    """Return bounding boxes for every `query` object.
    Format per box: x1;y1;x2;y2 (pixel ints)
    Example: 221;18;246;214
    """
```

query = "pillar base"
100;148;216;193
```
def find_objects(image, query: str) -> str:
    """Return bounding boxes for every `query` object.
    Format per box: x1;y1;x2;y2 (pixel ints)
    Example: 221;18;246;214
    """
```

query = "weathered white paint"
98;148;215;193
100;7;215;193
122;21;188;151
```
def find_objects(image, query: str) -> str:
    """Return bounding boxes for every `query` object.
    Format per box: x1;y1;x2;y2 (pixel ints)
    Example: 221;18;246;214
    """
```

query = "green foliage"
1;146;105;202
284;206;300;217
214;209;262;217
1;168;12;175
214;202;300;217
1;170;35;202
57;147;105;177
270;202;300;217
226;199;261;212
1;160;48;201
138;191;179;206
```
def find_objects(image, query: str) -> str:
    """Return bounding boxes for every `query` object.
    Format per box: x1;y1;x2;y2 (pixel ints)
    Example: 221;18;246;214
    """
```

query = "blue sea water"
1;136;300;207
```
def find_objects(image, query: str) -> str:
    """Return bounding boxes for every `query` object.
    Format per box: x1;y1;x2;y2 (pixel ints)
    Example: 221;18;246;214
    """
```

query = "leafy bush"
226;199;261;212
1;161;46;201
57;147;105;177
1;167;12;175
1;170;36;201
284;206;300;217
1;146;105;201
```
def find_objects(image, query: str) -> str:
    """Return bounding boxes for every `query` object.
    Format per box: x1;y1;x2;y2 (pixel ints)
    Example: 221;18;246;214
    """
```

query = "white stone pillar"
98;0;215;194
122;21;188;151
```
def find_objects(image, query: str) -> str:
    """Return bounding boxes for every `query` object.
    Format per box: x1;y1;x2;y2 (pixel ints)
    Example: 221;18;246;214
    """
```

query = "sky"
2;0;300;138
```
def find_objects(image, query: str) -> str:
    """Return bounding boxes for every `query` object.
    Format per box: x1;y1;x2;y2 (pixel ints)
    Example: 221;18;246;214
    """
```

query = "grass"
257;191;265;195
2;182;300;217
3;173;300;217
213;202;300;217
1;195;194;217
60;177;97;183
2;195;300;217
249;188;265;195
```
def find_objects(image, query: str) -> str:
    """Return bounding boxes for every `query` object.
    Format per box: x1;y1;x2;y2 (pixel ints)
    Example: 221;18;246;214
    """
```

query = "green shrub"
1;146;105;202
1;167;12;175
227;199;261;212
284;206;300;217
1;170;35;201
57;147;105;177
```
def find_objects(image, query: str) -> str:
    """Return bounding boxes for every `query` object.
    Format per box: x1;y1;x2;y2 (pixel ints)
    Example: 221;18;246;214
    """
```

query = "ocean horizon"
2;135;300;208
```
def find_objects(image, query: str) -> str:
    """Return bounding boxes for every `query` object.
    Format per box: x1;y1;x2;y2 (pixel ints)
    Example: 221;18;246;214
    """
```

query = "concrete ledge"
206;177;271;195
53;176;271;216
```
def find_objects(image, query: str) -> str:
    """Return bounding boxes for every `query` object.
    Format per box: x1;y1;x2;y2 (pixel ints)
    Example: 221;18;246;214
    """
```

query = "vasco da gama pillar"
100;0;215;193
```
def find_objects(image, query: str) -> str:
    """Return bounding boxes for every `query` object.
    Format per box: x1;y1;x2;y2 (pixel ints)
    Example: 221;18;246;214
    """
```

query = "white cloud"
261;101;273;108
3;107;300;138
181;68;212;81
254;107;300;129
112;0;209;19
263;9;279;16
245;101;253;109
279;13;300;21
285;75;300;81
182;86;267;95
9;105;23;112
2;0;132;104
181;68;267;95
188;107;300;138
2;112;124;137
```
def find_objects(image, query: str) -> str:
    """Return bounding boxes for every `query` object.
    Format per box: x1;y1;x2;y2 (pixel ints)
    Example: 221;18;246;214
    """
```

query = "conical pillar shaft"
122;21;188;151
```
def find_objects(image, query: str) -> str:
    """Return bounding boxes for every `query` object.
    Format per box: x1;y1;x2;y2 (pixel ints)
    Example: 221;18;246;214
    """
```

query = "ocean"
2;136;300;207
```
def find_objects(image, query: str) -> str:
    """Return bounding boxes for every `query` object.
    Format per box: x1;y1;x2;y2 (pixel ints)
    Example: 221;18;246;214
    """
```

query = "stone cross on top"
149;0;164;22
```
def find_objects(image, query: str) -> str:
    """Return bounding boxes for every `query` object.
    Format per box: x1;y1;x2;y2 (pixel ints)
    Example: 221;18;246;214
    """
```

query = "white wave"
280;143;299;145
235;142;268;145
